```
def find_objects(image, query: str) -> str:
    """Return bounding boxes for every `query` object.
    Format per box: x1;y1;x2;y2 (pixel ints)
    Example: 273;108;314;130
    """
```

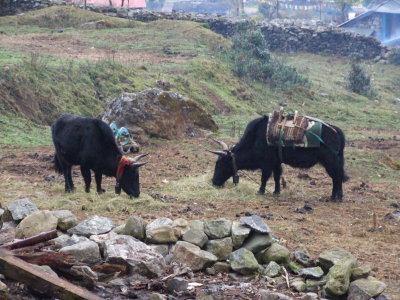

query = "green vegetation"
229;28;310;89
348;58;373;97
388;48;400;65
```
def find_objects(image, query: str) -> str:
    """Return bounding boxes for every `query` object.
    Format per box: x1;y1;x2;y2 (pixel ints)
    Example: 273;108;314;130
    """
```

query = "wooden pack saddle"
267;109;309;144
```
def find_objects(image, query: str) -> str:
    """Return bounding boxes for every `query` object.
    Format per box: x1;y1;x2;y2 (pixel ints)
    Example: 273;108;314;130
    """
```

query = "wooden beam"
0;229;57;250
0;249;101;300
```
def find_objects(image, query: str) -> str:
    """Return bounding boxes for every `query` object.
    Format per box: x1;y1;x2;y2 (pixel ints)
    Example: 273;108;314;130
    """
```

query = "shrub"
229;28;310;89
388;48;400;65
348;62;373;96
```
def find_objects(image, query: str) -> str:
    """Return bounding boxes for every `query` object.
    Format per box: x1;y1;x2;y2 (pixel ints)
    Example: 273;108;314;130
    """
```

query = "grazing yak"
209;115;349;201
52;114;148;197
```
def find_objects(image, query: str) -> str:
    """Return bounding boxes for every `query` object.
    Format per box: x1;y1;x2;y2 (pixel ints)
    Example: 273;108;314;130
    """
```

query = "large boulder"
204;218;232;239
104;235;166;278
182;228;208;248
172;241;217;271
60;240;101;264
318;248;357;272
348;278;387;298
204;237;233;261
15;210;58;238
123;215;146;239
67;215;114;237
257;243;290;265
3;198;38;222
100;89;217;142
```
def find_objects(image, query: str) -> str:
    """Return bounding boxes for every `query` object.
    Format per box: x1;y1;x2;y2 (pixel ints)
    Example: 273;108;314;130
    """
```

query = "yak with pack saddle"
209;111;349;201
52;114;148;197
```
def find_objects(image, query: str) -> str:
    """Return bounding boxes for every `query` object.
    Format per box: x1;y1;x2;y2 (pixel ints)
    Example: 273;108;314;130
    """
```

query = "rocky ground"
0;135;399;299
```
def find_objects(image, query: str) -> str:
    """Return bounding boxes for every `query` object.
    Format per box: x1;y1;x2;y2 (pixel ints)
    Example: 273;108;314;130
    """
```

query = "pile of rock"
0;198;388;299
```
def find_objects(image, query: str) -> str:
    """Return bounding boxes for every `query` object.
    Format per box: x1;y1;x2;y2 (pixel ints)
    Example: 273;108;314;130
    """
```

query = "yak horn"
132;161;148;168
207;150;228;156
131;153;149;163
211;138;228;151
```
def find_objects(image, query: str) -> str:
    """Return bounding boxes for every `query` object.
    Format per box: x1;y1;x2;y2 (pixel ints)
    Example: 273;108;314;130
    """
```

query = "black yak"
209;116;348;201
52;114;147;197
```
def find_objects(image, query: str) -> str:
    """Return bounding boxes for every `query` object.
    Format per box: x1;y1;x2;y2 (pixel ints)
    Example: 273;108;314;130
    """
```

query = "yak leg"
95;172;105;194
258;168;272;194
60;158;74;192
80;166;91;193
321;158;343;201
273;164;282;195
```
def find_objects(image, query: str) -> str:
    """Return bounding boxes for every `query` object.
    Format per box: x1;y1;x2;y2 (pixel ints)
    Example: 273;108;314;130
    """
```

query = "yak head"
118;154;148;197
208;139;238;187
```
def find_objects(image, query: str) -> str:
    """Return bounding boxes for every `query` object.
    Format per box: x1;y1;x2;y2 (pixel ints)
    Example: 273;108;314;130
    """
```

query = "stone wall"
0;0;57;16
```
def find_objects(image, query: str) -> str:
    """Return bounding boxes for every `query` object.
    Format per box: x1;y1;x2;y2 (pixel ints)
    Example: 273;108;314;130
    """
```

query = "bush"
388;48;400;65
229;28;310;89
348;62;373;96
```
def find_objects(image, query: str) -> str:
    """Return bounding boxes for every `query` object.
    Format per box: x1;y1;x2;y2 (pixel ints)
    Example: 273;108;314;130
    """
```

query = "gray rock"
172;241;217;271
298;267;324;279
146;218;178;244
60;240;101;264
229;248;260;275
182;228;208;247
204;218;232;239
148;293;167;300
15;210;58;238
349;278;387;297
240;215;271;233
70;265;98;288
347;284;373;300
52;210;78;231
38;265;58;277
257;243;290;265
172;218;189;237
167;277;188;293
52;234;90;249
291;279;306;292
351;265;371;281
112;224;126;234
205;237;233;261
259;290;293;300
301;292;318;300
196;293;214;300
294;249;314;267
375;294;388;300
231;221;251;248
305;278;327;292
0;280;8;294
104;234;166;278
189;220;204;231
3;198;37;221
325;256;356;296
214;262;230;273
242;232;272;253
318;248;357;272
124;215;146;239
67;215;115;237
90;232;117;254
263;261;281;278
149;244;170;257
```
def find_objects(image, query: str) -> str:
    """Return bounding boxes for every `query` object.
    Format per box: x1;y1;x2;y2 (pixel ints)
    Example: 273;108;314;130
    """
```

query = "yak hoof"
257;190;265;195
65;187;75;193
85;188;90;193
273;191;280;195
97;188;106;194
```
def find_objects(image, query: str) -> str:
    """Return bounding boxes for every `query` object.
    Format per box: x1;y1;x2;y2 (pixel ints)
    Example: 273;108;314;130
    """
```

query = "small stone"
0;280;8;294
172;218;189;237
291;279;306;292
149;244;170;257
242;232;272;253
257;243;290;265
294;249;314;267
167;277;188;293
67;215;114;237
318;248;357;272
52;210;78;231
60;240;101;264
349;277;387;297
305;278;327;292
172;241;217;271
15;210;58;238
229;248;260;275
182;228;208;247
188;220;204;231
231;221;251;248
240;215;271;233
298;267;324;279
351;265;371;281
204;218;232;239
259;290;293;300
301;292;318;300
3;198;38;221
325;256;356;296
148;293;167;300
206;267;216;275
124;215;146;239
205;237;233;261
196;293;214;300
146;218;178;244
263;261;281;278
214;262;231;273
39;265;58;277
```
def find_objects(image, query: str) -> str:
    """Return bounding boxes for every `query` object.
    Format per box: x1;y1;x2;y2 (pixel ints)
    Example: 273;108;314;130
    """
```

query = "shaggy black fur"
52;114;143;197
212;116;349;200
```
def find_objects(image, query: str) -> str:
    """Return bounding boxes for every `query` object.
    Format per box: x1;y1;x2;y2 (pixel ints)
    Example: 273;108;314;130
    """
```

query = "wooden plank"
0;249;102;300
0;229;57;250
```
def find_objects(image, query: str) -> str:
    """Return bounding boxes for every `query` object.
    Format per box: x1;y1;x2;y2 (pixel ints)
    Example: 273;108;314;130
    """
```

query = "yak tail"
53;154;63;174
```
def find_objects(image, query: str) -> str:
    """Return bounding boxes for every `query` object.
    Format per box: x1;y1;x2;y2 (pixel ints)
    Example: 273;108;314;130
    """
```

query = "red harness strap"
116;156;131;182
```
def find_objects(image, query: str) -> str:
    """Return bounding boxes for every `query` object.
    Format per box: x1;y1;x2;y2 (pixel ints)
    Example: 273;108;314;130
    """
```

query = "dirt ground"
0;135;399;299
